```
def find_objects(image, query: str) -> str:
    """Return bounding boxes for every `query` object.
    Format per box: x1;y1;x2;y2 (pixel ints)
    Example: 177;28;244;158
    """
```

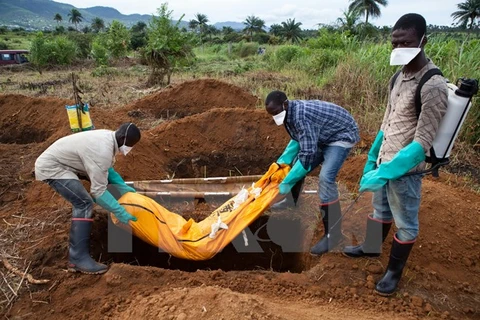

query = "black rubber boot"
68;219;108;275
310;201;343;256
375;234;415;296
343;215;392;258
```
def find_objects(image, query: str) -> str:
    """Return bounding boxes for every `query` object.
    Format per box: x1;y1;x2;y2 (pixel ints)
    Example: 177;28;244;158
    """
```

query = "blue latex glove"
95;190;137;224
279;161;309;195
108;167;136;196
363;131;384;175
360;141;425;192
277;140;300;165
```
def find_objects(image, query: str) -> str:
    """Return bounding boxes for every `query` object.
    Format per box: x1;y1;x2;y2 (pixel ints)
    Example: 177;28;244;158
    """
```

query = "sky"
56;0;460;29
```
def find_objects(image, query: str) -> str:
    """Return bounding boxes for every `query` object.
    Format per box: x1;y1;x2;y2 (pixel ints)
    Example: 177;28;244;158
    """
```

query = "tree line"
47;0;479;42
6;1;478;87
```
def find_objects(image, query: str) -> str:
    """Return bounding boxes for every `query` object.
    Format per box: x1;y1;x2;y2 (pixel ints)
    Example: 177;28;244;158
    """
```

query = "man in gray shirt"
343;14;448;295
35;123;141;274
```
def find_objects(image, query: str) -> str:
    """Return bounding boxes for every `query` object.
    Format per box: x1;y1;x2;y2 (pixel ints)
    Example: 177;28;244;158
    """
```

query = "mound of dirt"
0;94;73;145
112;284;410;320
0;94;129;145
123;79;260;119
114;107;290;180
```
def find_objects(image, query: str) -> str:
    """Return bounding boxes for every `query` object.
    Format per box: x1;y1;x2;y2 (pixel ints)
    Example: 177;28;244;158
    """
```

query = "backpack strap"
414;68;443;118
390;70;401;92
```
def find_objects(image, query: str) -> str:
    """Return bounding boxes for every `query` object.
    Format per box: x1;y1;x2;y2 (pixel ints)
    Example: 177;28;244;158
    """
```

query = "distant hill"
0;0;152;29
214;21;245;31
0;0;244;31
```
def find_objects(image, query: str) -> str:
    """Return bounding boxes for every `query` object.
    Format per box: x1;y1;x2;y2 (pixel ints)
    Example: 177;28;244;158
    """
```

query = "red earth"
0;79;479;320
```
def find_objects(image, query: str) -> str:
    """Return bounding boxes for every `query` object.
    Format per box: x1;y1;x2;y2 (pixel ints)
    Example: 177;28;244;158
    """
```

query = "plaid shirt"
284;100;360;169
378;60;448;171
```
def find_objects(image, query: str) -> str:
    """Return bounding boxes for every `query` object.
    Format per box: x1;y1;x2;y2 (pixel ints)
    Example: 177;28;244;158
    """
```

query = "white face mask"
272;101;287;126
119;123;133;156
390;34;425;66
119;145;133;156
273;110;286;126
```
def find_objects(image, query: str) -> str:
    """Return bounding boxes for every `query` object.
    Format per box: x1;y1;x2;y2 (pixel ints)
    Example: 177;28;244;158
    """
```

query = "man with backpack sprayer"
343;13;449;296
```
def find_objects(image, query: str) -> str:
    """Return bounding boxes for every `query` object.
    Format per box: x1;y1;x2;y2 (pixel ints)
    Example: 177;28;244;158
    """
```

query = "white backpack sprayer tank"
427;78;479;176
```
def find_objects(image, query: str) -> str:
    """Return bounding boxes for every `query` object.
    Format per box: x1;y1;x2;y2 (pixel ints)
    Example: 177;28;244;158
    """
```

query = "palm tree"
348;0;388;24
269;24;282;36
91;17;105;33
222;26;235;35
131;21;147;33
243;15;266;42
188;19;199;32
451;0;480;29
205;25;219;40
191;13;209;38
54;13;62;25
337;8;361;34
280;18;303;43
68;8;83;30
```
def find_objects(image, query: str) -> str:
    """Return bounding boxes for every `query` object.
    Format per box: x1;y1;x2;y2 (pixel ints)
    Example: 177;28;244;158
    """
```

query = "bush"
67;32;94;59
252;33;270;44
107;20;130;59
306;30;347;50
130;32;147;50
54;26;65;35
274;45;304;64
91;37;109;66
231;42;258;58
29;32;49;69
51;36;78;64
306;49;344;73
0;41;7;50
29;32;78;69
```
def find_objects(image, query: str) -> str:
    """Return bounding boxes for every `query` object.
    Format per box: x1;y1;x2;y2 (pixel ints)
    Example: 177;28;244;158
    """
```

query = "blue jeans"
372;174;422;241
316;145;352;204
45;179;94;219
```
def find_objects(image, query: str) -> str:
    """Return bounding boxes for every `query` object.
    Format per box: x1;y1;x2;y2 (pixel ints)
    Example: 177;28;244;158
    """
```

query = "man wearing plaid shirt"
265;90;360;256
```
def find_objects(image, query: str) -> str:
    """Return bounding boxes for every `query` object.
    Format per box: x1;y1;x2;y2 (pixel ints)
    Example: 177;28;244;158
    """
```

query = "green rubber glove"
279;161;309;195
95;190;137;224
360;141;425;192
363;131;384;175
277;140;300;165
108;167;136;196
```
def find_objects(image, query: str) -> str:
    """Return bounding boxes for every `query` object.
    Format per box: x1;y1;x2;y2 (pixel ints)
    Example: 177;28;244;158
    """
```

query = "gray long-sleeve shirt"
378;60;448;171
35;130;119;198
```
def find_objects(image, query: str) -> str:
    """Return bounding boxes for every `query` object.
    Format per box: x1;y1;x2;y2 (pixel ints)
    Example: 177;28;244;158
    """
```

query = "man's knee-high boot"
343;215;392;257
375;234;415;296
310;201;343;256
68;218;108;275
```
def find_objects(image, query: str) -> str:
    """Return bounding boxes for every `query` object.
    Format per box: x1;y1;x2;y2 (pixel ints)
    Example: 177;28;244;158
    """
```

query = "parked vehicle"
0;50;29;65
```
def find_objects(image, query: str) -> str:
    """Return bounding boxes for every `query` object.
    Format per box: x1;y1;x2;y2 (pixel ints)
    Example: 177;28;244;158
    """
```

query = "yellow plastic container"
65;104;94;132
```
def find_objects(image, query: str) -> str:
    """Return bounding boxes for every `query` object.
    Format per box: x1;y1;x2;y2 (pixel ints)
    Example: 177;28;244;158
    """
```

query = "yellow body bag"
112;163;289;260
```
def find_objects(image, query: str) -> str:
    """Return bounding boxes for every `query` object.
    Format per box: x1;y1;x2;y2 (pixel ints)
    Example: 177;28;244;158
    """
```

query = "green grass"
188;36;480;146
1;31;33;49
